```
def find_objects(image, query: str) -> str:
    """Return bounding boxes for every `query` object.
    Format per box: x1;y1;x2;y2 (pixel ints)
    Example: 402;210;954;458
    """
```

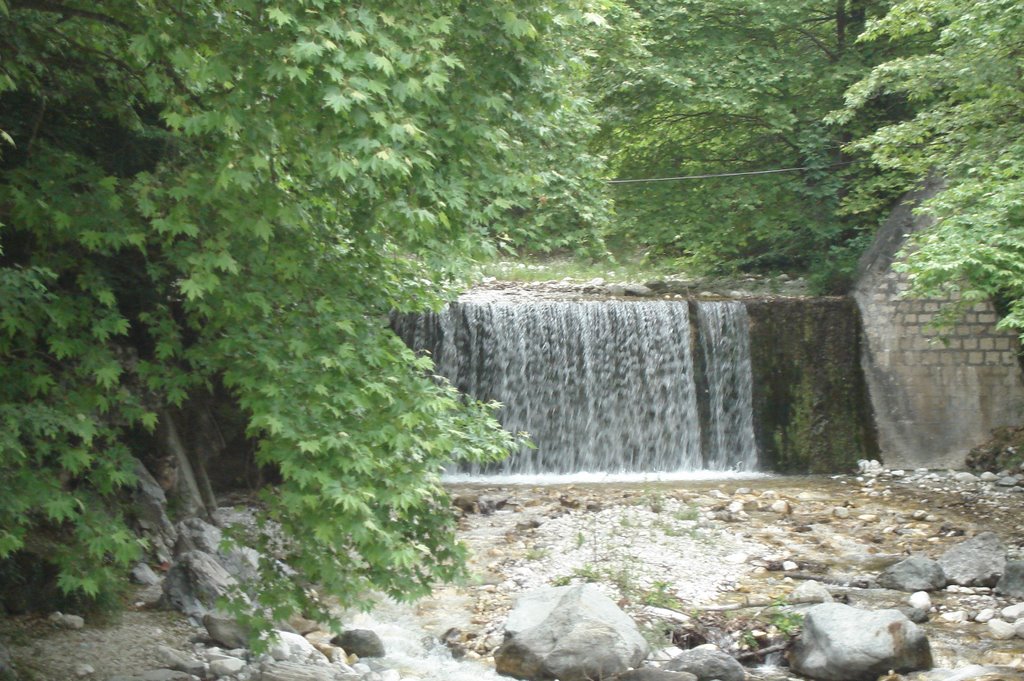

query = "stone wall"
853;180;1024;469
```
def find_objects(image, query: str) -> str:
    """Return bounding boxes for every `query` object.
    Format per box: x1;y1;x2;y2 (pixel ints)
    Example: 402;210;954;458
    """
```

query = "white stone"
940;610;967;623
1016;618;1024;639
953;472;979;483
792;580;832;603
209;657;246;676
1001;603;1024;620
75;664;95;677
47;612;85;629
988;618;1017;640
782;561;799;571
832;507;850;519
975;608;996;623
981;472;1000;482
268;630;326;663
770;500;791;514
908;592;931;610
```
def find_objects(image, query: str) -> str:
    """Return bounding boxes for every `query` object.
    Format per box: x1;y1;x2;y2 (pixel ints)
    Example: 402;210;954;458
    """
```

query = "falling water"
394;298;758;474
696;301;758;471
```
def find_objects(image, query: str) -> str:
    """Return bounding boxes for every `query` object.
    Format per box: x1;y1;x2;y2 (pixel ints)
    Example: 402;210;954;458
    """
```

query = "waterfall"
394;299;758;474
696;301;758;471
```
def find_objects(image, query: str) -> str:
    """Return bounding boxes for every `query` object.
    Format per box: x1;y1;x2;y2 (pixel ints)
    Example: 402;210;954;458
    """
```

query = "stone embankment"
3;463;1024;681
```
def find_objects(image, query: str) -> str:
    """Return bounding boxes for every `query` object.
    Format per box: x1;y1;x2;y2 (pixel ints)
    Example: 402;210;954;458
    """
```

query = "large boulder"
495;584;649;681
331;629;385;658
937;532;1006;587
663;647;745;681
161;550;237;618
175;517;261;584
877;556;947;591
789;603;932;681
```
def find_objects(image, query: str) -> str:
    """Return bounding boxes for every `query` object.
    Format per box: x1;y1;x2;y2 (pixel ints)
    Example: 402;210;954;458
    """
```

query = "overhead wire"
606;160;859;184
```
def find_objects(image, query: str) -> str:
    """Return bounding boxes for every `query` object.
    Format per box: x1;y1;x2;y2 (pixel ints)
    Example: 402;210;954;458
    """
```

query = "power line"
606;160;857;185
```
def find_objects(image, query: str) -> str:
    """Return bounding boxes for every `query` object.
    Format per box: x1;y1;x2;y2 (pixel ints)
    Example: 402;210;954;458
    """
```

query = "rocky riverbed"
3;465;1024;681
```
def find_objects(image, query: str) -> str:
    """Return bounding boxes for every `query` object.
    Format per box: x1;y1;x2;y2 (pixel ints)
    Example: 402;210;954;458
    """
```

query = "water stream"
394;299;759;475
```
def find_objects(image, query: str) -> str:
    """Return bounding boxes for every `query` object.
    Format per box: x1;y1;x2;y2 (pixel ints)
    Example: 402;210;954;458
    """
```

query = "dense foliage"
0;0;610;624
836;0;1024;329
588;0;916;286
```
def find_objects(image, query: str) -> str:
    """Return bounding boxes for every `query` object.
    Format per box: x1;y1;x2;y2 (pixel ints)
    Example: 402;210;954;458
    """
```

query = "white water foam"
443;469;771;486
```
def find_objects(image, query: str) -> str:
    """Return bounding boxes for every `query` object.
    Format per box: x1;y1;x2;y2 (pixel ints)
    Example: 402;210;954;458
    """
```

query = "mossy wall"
746;297;878;473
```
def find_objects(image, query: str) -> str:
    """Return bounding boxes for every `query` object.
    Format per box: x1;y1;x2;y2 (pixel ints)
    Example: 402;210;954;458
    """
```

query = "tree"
591;0;911;288
0;0;607;624
836;0;1024;328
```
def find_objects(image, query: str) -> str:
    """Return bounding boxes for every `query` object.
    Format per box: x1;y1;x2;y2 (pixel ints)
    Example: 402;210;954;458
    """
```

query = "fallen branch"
694;595;827;612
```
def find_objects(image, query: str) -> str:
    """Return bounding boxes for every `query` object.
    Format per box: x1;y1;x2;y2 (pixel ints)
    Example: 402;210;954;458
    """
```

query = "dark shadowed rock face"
494;584;648;681
790;603;932;681
331;629;385;658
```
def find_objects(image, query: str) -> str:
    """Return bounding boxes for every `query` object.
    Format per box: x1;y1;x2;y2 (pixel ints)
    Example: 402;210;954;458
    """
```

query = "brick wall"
854;181;1024;469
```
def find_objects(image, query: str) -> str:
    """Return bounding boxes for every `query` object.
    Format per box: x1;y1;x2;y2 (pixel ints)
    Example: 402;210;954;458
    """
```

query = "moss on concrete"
746;297;878;473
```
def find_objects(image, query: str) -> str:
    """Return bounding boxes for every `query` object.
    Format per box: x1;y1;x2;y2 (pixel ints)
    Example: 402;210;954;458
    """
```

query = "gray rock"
131;459;179;564
175;517;223;555
495;584;649;681
332;629;385;658
155;645;205;676
162;551;237;617
996;475;1020;487
257;661;338;681
663;647;745;681
937;532;1006;587
623;284;653;297
203;613;250;649
209;657;246;677
614;671;698;681
996;561;1024;598
900;606;930;624
131;562;162;586
877;555;947;591
790;603;932;681
175;517;261;584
